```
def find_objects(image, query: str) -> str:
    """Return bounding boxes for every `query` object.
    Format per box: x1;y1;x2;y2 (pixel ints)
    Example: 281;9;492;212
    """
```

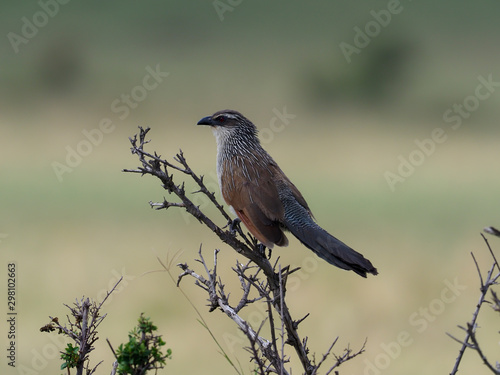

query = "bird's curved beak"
197;116;214;126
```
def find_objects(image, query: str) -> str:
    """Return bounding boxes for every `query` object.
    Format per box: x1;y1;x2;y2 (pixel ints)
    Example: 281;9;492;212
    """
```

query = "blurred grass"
1;1;500;374
2;117;499;374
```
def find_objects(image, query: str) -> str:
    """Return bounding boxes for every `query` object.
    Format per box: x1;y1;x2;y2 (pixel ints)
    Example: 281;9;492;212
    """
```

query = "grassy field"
2;111;500;374
1;1;500;374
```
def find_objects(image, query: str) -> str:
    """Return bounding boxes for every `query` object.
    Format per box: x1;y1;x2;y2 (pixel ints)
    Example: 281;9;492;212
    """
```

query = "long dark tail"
283;201;378;278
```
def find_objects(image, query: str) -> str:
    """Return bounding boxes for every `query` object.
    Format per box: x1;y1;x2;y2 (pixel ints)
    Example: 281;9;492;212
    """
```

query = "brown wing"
268;163;313;219
220;156;288;248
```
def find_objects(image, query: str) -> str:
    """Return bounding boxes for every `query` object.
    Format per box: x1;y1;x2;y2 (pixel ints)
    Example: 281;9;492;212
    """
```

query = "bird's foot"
226;218;242;234
257;243;272;259
257;243;266;257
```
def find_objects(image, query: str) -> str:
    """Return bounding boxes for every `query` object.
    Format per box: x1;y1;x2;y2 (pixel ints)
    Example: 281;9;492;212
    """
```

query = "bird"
197;109;377;277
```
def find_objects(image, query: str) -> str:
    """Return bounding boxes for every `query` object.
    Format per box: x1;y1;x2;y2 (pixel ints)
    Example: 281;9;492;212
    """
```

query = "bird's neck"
212;127;270;194
213;127;260;169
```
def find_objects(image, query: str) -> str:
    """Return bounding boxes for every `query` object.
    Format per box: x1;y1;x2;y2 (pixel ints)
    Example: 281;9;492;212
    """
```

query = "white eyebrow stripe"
216;113;239;120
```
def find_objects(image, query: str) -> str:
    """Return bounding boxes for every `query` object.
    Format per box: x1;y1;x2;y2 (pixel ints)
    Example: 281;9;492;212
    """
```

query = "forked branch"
448;233;500;374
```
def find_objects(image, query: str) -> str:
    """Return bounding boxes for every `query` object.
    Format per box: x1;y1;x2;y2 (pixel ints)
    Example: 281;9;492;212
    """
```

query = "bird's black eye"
217;115;226;123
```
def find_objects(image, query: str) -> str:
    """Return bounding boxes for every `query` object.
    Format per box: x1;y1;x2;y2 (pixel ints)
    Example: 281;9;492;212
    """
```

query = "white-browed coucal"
197;110;377;277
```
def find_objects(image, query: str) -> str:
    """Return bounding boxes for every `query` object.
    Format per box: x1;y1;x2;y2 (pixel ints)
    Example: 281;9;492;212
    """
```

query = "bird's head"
197;110;258;142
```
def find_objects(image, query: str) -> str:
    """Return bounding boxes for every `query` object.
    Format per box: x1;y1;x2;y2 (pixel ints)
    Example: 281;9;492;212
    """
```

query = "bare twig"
466;322;500;374
156;253;244;375
325;340;367;375
482;233;500;272
449;235;500;375
110;361;118;375
312;337;339;375
178;253;289;374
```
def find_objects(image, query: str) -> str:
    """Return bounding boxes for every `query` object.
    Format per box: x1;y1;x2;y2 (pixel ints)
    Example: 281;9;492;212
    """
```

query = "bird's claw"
227;218;242;234
257;243;271;259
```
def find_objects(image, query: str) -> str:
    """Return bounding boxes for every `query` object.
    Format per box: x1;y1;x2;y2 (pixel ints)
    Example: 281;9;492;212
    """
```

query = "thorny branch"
40;277;123;375
124;127;365;374
448;233;500;375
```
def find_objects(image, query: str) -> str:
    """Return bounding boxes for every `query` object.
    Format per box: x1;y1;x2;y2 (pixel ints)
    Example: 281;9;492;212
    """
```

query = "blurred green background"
1;1;500;374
